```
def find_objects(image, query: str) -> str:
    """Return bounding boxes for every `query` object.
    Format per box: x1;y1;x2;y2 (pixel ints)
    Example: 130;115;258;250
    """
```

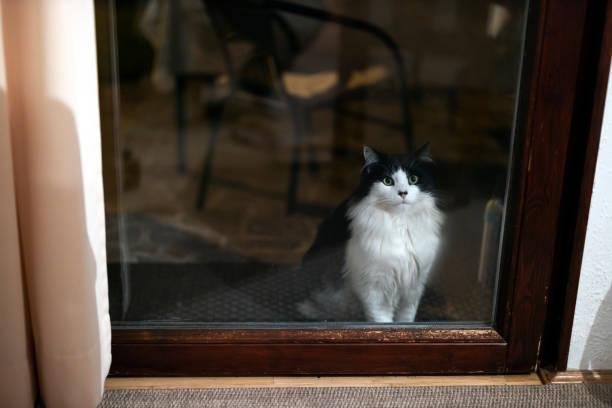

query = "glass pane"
97;0;529;326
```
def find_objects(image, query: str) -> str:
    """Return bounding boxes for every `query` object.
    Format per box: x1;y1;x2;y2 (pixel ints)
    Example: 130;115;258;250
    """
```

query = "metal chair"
195;0;414;214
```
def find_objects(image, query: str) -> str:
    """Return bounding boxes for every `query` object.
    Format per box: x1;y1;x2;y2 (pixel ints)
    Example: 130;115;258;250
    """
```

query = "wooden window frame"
101;0;611;376
539;0;612;374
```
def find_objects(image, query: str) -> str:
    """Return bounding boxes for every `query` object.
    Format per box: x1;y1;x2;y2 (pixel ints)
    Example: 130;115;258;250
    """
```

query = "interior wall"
567;67;612;370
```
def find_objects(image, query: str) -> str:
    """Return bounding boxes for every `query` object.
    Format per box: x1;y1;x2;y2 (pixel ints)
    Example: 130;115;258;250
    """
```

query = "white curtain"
0;1;111;407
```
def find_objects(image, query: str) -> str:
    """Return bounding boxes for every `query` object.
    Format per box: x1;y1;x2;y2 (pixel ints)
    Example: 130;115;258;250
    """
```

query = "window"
97;0;599;375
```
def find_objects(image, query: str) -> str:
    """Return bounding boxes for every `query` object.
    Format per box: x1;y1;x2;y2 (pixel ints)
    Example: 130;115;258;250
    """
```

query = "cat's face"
360;144;435;211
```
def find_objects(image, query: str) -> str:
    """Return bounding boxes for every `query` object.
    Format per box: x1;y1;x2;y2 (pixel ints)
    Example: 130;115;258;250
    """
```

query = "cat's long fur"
298;145;443;322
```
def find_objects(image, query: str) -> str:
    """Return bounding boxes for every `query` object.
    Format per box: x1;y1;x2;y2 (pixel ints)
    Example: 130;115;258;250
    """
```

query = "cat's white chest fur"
345;196;442;322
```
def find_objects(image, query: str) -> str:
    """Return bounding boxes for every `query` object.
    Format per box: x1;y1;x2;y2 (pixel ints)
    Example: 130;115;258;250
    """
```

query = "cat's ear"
363;145;381;167
414;143;433;163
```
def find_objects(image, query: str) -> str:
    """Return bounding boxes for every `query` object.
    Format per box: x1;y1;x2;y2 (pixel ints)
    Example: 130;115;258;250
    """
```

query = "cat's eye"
382;176;394;186
408;174;419;185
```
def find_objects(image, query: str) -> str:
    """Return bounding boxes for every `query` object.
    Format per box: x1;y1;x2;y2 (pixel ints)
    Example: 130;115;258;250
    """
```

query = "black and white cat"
298;144;443;323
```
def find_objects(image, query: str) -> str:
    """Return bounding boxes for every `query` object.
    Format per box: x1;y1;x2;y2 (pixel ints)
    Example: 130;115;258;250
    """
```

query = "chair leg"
287;103;307;214
397;68;414;153
381;33;413;152
120;264;130;320
305;112;320;175
175;76;188;174
447;88;458;133
196;100;226;210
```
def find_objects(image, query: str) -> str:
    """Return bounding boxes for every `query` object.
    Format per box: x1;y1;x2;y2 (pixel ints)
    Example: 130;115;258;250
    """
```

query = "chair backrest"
202;0;301;72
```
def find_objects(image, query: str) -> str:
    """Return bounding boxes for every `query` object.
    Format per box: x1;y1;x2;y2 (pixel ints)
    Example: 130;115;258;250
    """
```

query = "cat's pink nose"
398;191;408;199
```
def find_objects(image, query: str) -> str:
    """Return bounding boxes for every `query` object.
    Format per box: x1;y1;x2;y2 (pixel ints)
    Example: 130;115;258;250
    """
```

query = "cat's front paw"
365;312;394;323
395;308;418;323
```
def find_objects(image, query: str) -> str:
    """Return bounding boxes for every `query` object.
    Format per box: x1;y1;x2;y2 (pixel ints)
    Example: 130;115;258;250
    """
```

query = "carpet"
107;208;495;324
108;262;490;323
100;384;612;407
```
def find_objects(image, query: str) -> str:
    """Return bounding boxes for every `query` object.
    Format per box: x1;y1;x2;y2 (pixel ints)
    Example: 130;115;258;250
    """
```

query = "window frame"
101;0;607;376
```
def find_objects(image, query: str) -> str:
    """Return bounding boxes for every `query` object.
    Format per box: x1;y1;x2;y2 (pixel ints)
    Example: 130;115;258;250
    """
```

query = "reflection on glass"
98;0;528;325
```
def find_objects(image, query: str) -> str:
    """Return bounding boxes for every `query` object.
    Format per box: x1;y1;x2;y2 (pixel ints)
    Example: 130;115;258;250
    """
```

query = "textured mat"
108;262;490;323
107;214;493;324
100;384;612;408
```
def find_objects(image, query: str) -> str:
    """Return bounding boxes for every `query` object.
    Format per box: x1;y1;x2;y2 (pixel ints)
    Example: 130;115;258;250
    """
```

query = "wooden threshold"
106;374;542;390
540;369;612;384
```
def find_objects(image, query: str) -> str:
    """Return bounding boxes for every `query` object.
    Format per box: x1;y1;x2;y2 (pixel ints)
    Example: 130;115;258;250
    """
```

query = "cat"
298;144;443;323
